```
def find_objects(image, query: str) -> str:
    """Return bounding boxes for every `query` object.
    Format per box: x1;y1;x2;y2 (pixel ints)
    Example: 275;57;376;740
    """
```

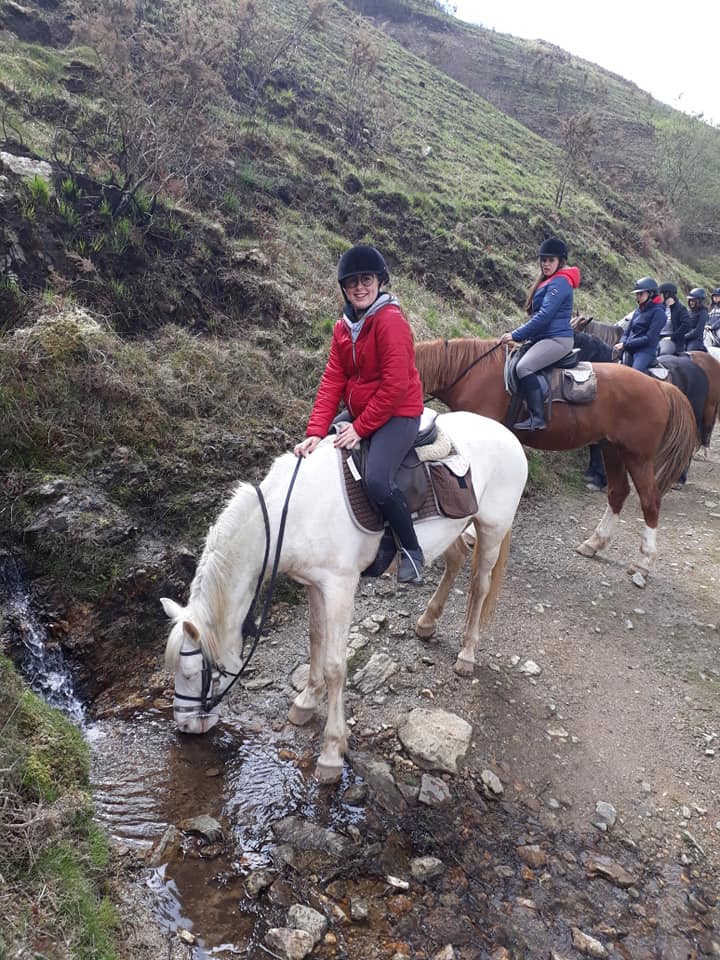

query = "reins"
181;456;303;714
424;338;506;399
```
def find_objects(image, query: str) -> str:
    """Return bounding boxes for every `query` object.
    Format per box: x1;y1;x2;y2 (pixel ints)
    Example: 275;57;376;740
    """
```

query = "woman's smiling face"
344;273;380;310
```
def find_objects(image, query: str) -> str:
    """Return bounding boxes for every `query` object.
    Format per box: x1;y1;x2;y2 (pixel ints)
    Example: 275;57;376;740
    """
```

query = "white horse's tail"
474;527;512;627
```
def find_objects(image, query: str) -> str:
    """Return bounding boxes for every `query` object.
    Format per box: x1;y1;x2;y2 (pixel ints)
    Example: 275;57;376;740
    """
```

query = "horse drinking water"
415;338;698;579
162;410;527;782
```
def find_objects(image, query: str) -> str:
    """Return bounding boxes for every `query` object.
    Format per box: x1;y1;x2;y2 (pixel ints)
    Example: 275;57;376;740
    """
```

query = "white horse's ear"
182;620;200;642
161;597;183;620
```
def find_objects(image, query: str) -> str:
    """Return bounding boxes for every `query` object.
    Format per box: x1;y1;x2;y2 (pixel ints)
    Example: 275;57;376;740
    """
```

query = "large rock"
0;152;53;184
265;927;314;960
352;651;398;693
397;708;472;774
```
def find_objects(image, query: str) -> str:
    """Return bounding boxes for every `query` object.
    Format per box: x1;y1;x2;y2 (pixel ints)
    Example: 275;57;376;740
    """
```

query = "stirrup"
397;547;424;584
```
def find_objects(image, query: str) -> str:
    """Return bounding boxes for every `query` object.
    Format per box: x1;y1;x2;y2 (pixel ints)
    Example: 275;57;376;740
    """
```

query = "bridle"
173;457;303;718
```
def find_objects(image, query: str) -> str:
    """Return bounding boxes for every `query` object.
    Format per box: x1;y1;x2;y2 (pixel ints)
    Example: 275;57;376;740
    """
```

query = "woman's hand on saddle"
294;435;323;457
499;332;515;345
333;421;361;449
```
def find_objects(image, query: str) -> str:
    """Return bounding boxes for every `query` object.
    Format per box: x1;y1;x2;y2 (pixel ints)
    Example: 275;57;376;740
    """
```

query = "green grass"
0;657;121;959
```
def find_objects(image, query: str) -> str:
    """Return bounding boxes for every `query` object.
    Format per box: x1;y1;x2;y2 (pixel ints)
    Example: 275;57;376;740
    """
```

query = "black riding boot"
361;527;397;577
379;489;424;584
513;374;547;431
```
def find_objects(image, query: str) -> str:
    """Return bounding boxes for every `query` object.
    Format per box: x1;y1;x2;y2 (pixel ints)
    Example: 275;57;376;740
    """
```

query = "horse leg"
288;584;326;727
623;457;661;576
576;445;629;557
455;527;509;677
314;578;356;784
415;532;472;641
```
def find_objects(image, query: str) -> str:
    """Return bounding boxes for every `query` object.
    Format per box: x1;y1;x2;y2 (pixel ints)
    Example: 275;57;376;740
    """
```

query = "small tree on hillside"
554;112;598;208
226;0;327;118
655;111;720;246
62;0;233;214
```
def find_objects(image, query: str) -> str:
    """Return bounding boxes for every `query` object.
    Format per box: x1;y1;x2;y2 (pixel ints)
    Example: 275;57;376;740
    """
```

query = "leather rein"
176;457;303;716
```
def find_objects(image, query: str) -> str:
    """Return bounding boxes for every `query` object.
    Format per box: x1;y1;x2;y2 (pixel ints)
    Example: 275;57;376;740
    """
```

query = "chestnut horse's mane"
415;338;503;395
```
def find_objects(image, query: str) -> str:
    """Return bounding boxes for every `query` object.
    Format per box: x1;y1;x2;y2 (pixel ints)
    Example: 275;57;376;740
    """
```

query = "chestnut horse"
415;338;698;578
574;318;720;448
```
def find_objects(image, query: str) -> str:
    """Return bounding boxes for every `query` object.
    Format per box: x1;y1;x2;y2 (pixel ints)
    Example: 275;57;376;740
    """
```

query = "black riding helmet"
632;277;659;294
337;245;390;287
712;287;720;297
688;287;706;301
538;237;568;260
659;282;677;299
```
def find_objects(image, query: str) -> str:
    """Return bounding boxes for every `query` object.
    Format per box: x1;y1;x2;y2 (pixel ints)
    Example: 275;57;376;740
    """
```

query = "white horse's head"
161;596;227;734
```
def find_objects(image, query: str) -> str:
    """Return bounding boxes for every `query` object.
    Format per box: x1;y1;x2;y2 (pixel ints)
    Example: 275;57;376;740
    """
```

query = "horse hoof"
415;619;437;641
453;657;474;677
288;703;315;726
314;761;343;784
576;540;596;558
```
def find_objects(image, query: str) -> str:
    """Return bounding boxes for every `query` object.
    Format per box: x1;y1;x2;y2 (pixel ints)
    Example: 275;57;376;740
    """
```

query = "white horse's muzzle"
173;703;220;734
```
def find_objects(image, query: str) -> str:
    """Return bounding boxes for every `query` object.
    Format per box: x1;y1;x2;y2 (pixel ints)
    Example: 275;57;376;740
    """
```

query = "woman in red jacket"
294;244;425;583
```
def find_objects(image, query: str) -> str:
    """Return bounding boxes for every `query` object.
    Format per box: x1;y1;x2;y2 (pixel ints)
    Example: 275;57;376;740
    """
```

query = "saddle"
334;409;478;534
503;343;597;426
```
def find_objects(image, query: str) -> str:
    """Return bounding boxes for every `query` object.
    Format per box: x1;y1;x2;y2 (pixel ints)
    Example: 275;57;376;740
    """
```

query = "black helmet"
658;282;677;298
688;287;706;300
337;244;389;286
712;287;720;297
538;237;568;259
632;277;658;294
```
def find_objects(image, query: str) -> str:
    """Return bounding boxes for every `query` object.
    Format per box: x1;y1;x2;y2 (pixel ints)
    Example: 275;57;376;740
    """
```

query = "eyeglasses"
344;273;377;289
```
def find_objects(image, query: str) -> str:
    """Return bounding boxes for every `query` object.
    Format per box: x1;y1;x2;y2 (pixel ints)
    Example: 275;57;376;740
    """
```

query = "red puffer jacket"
306;297;424;439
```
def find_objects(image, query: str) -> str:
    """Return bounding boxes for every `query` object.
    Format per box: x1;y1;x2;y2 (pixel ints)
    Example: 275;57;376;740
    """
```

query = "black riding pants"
363;416;421;505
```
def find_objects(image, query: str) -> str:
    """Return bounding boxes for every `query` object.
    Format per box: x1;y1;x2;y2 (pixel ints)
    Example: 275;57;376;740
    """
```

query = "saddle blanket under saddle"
339;432;478;534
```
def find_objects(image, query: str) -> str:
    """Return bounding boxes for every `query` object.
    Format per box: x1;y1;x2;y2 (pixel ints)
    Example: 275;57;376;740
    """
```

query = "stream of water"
0;557;366;956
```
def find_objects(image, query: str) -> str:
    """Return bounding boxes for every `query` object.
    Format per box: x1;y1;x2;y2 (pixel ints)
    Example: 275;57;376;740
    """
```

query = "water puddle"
90;710;367;955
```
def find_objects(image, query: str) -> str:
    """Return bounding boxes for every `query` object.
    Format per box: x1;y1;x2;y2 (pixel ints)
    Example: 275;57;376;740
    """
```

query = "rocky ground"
107;442;720;960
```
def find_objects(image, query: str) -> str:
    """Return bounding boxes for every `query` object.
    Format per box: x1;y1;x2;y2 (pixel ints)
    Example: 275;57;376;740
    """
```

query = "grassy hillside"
349;0;720;270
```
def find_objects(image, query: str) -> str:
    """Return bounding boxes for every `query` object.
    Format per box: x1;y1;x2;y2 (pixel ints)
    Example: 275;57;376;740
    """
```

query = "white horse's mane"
165;478;270;667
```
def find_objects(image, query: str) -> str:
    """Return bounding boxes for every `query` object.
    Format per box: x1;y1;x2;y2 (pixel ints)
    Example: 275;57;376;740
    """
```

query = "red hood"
539;265;581;290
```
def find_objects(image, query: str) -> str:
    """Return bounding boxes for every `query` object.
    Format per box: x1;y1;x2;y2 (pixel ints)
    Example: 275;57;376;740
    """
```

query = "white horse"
162;410;528;782
704;327;720;361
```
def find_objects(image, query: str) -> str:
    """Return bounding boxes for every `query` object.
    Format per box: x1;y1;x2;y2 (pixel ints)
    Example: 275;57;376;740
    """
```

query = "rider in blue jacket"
500;237;580;430
613;277;665;373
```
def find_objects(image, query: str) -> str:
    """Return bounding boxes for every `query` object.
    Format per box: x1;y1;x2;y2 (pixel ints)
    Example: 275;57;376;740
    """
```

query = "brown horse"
685;350;720;450
574;316;720;449
415;338;698;579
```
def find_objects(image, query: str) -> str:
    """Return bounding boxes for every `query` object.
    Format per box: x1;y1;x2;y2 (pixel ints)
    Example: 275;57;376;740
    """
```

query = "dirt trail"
253;440;720;862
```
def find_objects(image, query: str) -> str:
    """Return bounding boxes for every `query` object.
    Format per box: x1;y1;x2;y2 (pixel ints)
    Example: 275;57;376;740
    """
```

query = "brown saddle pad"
549;363;597;404
340;454;478;533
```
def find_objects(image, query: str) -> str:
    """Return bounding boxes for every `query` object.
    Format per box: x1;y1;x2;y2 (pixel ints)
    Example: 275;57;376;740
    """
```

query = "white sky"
451;1;720;125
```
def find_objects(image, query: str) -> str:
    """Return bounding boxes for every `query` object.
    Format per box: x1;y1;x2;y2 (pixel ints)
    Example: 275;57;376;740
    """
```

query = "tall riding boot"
513;374;547;431
361;527;397;577
379;489;424;584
